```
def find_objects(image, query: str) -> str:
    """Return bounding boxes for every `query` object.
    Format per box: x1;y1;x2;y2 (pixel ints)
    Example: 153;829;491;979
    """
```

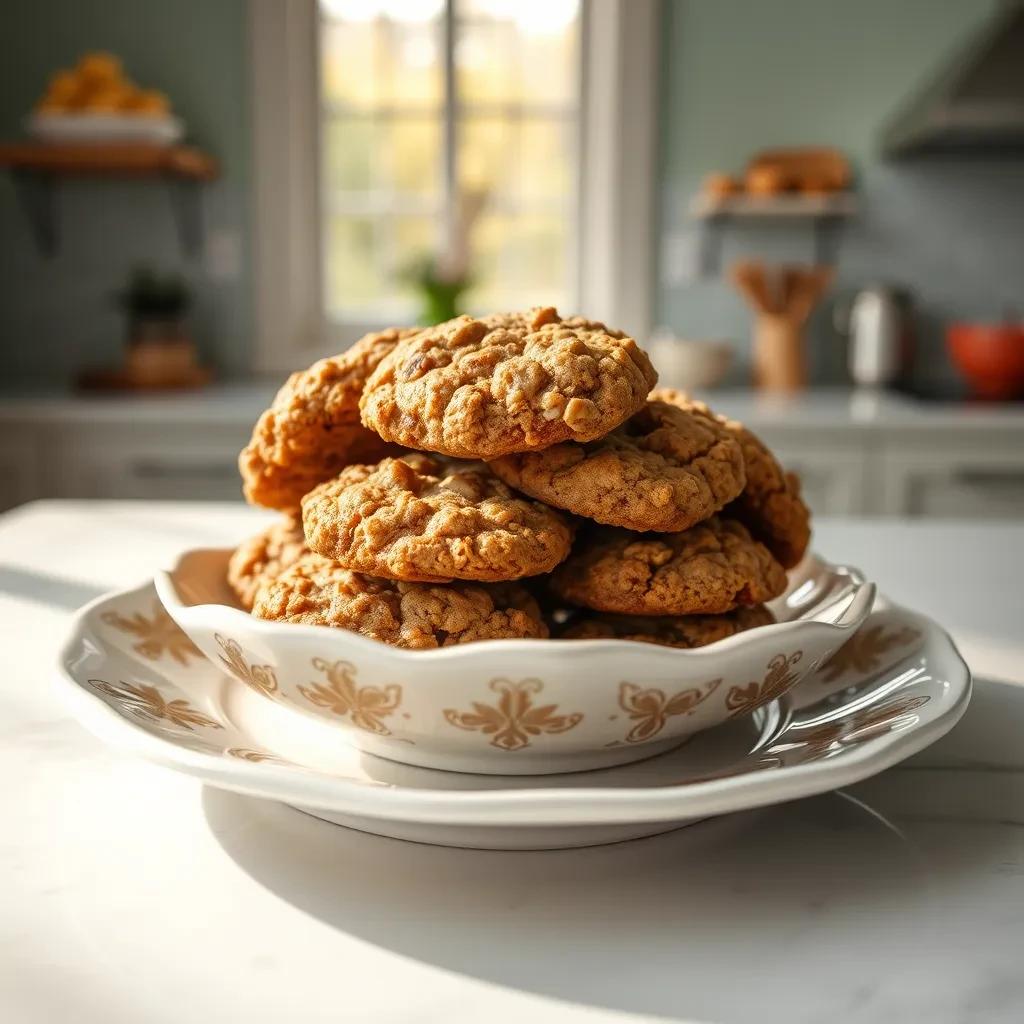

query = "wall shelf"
689;191;857;275
0;142;219;257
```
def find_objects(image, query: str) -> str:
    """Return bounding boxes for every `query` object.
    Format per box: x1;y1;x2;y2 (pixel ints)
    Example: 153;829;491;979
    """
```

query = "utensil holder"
754;313;805;392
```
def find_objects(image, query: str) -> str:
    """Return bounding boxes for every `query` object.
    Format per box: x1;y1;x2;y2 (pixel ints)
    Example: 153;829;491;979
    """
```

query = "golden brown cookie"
302;454;573;583
550;518;787;615
226;516;309;610
251;555;548;648
652;389;811;568
489;398;745;532
359;307;658;460
560;605;775;649
240;326;419;510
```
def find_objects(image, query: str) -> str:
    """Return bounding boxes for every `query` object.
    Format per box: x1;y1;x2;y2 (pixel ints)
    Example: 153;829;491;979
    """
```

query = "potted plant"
402;188;487;325
115;266;200;386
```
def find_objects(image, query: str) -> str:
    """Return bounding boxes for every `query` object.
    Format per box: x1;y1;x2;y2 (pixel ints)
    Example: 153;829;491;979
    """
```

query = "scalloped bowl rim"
154;548;874;663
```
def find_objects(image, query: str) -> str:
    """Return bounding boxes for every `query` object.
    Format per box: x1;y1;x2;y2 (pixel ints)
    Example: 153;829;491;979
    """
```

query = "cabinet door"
879;441;1024;518
0;432;43;512
753;433;871;516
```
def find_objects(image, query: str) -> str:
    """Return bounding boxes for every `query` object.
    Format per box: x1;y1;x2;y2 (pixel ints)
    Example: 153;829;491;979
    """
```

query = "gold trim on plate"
101;603;201;666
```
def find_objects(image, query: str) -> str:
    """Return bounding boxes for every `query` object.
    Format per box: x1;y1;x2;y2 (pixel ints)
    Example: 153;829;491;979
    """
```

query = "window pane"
519;117;571;200
323;118;375;194
325;117;441;207
321;2;445;318
321;3;442;111
325;216;385;317
467;210;567;312
458;115;512;193
457;0;579;106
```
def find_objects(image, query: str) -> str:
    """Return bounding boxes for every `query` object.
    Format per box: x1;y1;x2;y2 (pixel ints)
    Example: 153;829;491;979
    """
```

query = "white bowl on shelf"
646;332;735;391
27;112;184;145
154;548;874;776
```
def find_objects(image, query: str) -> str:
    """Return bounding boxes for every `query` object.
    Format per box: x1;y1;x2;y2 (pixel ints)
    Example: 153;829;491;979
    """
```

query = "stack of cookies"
229;307;810;650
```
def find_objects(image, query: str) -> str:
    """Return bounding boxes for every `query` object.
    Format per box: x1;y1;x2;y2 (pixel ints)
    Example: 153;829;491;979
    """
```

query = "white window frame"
249;0;659;374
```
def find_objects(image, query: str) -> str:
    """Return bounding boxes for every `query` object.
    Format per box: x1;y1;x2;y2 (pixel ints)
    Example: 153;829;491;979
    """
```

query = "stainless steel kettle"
836;286;915;387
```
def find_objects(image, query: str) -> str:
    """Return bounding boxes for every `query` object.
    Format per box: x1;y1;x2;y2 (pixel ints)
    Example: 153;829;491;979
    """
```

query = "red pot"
947;322;1024;400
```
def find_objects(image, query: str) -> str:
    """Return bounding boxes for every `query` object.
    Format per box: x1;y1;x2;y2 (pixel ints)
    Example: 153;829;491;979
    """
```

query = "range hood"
883;4;1024;156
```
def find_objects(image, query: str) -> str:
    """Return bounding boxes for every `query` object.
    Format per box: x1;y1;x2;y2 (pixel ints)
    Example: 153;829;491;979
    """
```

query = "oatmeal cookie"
560;605;775;649
359;307;657;459
653;388;811;567
302;454;573;583
251;555;548;648
227;516;309;610
240;326;419;509
550;517;787;615
489;398;745;532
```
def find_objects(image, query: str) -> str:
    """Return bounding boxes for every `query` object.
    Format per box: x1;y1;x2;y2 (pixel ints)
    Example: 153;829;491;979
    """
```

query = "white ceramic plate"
58;580;970;849
155;549;874;774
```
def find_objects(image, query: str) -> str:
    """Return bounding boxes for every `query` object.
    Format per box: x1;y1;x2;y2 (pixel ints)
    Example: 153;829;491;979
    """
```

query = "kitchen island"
2;501;1023;1023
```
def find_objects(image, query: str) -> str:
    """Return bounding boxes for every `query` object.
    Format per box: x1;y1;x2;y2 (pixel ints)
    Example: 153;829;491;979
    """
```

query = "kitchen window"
320;0;581;322
251;0;659;372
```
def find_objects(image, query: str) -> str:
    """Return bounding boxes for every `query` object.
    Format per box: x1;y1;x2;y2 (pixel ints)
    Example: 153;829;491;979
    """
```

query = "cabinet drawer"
48;427;246;502
880;445;1024;518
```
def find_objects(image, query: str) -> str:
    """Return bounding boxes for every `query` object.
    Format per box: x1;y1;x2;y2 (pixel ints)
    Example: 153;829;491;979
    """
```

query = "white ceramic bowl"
646;334;735;391
155;551;873;776
27;112;184;145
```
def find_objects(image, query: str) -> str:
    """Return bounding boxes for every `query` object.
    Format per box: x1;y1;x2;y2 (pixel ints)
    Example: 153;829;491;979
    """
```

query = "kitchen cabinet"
878;437;1024;518
0;429;43;511
747;434;871;516
0;387;1022;518
48;425;246;502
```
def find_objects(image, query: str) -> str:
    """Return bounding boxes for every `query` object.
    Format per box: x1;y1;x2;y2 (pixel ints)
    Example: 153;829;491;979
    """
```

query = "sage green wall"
656;0;1018;386
0;0;251;382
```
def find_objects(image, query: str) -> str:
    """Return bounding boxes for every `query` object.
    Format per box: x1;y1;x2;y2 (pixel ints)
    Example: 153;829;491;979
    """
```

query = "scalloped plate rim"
56;579;972;829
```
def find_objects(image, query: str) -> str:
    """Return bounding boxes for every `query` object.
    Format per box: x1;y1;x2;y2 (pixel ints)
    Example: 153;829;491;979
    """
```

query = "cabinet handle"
130;461;236;480
952;467;1024;488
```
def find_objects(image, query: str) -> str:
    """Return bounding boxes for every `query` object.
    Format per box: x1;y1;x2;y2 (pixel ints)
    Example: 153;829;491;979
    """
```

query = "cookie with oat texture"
653;388;811;568
252;555;548;648
302;453;573;583
489;397;745;532
240;326;419;510
550;517;787;616
359;307;657;460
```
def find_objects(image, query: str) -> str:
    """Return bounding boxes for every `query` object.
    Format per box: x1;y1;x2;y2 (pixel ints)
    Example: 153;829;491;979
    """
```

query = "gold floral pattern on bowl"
215;634;278;696
726;651;804;717
444;678;584;752
298;658;402;736
617;678;722;743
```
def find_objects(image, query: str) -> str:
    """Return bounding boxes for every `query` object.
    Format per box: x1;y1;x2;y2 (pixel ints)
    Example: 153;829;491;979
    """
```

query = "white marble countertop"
3;501;1023;1023
1;384;1023;433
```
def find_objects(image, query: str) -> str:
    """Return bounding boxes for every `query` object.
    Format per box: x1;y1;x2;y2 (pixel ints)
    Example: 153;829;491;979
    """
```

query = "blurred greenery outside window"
319;0;581;323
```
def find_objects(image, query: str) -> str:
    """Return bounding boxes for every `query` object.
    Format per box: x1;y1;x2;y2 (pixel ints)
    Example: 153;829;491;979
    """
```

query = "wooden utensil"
730;262;834;391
